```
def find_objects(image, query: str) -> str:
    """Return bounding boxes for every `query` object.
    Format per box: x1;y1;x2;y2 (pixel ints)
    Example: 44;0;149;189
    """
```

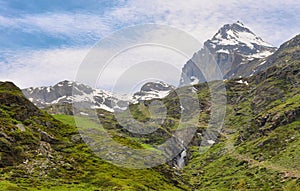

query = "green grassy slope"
54;53;300;190
0;83;188;191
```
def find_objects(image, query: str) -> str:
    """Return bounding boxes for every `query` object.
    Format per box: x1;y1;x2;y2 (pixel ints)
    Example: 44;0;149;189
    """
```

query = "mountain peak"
180;22;278;86
207;22;273;51
220;21;252;34
235;20;244;26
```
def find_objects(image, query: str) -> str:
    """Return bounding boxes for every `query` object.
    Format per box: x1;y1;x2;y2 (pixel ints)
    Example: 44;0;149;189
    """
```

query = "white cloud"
0;0;299;89
0;13;113;43
0;45;189;90
0;48;88;88
1;1;299;46
95;45;188;92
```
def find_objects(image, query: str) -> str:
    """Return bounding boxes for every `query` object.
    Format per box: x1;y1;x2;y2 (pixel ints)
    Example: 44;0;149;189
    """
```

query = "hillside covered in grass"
0;82;188;190
55;35;300;190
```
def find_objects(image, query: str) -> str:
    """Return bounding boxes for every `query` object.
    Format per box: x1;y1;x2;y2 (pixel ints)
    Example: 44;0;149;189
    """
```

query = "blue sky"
0;0;299;88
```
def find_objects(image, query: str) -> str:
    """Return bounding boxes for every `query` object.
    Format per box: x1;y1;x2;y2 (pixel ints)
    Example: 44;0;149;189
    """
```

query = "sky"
0;0;299;89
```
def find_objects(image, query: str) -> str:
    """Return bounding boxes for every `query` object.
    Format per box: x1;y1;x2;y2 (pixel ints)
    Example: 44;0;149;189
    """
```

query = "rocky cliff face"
0;81;62;168
180;21;277;86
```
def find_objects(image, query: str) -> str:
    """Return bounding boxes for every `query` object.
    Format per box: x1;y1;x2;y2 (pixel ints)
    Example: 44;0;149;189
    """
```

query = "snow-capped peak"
208;21;273;50
180;22;277;86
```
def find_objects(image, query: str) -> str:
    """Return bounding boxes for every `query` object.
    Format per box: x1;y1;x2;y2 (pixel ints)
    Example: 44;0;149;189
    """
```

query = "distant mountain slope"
22;80;174;113
225;34;300;79
180;21;277;86
253;34;300;74
22;80;119;112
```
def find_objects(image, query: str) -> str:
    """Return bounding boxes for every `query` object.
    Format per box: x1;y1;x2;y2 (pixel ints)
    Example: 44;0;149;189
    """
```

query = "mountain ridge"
22;80;175;113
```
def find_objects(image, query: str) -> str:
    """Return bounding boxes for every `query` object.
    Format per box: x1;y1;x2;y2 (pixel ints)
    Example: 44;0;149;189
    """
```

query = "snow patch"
51;96;67;104
216;49;230;54
236;80;249;86
258;61;267;66
80;112;89;116
250;50;273;59
190;76;200;85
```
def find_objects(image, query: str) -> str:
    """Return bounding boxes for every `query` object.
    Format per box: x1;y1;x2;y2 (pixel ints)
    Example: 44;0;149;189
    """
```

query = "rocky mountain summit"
180;21;277;85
